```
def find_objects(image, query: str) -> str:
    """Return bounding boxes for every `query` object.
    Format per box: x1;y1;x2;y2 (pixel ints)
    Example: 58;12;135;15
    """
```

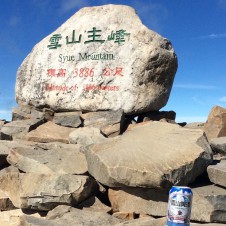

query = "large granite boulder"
15;4;177;115
85;121;212;189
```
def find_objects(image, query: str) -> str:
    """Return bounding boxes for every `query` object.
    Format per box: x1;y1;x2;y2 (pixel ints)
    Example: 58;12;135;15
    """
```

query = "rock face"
210;137;226;154
26;121;74;143
0;173;96;211
85;121;212;189
15;4;177;115
7;145;88;174
191;184;226;223
207;160;226;187
204;105;226;141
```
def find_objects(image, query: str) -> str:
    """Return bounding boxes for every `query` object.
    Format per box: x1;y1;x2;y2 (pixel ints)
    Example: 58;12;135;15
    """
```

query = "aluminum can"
166;186;193;226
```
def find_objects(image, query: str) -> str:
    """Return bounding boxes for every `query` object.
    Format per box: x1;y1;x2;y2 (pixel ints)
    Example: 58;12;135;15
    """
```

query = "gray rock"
108;187;168;217
7;144;87;174
69;126;106;146
210;137;226;154
46;205;121;226
15;5;177;115
207;161;226;187
53;111;82;128
26;121;74;144
85;121;212;189
0;140;37;169
0;119;44;140
82;110;124;137
0;172;96;211
191;184;226;223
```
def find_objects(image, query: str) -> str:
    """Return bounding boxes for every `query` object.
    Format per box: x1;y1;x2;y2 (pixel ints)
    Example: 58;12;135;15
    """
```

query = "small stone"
53;111;82;128
0;189;15;211
26;121;74;143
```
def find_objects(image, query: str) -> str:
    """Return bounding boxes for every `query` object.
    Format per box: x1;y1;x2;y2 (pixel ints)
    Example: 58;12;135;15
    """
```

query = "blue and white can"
166;186;193;226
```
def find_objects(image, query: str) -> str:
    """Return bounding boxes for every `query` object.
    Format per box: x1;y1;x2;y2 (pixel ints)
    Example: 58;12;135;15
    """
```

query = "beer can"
166;186;193;226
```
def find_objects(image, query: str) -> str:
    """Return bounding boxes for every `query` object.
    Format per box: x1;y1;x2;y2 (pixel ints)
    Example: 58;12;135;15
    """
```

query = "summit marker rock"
15;4;177;114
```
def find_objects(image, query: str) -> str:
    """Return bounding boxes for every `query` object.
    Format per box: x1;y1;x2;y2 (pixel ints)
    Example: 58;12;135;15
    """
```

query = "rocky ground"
0;105;226;225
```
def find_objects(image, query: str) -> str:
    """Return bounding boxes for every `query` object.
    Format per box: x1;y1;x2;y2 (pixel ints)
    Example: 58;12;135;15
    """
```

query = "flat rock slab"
207;161;226;187
210;137;226;154
15;5;177;114
0;119;44;140
26;121;74;143
0;173;96;211
85;121;212;189
109;187;168;217
7;144;87;174
53;111;82;128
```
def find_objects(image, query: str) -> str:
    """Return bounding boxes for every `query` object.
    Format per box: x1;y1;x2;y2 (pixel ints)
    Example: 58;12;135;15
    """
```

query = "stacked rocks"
1;4;226;226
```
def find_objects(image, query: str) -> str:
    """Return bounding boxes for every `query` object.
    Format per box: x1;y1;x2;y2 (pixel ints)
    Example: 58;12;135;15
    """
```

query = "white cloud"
60;0;89;13
174;84;217;90
219;96;226;102
9;16;21;27
195;33;226;40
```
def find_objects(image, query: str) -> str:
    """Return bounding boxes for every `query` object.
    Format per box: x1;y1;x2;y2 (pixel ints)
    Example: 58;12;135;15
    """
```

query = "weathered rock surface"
69;126;106;145
108;188;168;217
7;145;87;174
46;205;121;225
114;217;167;226
210;137;226;154
204;106;226;141
0;173;96;211
26;121;74;143
0;209;42;226
53;111;82;128
207;161;226;187
191;184;226;223
85;122;212;188
15;4;177;115
185;122;205;130
0;119;44;140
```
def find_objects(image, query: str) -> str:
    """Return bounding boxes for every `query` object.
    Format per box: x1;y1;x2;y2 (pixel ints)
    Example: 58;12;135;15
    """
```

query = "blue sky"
1;0;226;122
